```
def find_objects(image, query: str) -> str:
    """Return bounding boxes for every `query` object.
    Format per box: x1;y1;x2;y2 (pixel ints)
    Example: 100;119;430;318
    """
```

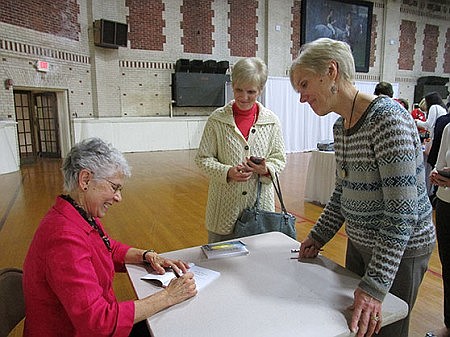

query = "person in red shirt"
23;137;197;337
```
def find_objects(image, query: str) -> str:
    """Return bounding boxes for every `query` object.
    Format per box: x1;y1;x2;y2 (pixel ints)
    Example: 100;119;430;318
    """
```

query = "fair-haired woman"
195;57;286;243
290;38;435;337
23;137;197;337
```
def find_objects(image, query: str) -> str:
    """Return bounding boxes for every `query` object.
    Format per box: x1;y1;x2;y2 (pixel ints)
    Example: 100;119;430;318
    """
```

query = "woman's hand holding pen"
165;272;197;305
298;237;323;258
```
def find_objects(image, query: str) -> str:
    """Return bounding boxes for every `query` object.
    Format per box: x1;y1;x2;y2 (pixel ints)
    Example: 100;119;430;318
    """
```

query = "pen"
290;248;323;253
172;267;181;278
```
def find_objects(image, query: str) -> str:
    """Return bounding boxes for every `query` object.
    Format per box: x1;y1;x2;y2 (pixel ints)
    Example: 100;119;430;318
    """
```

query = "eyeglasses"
103;178;123;194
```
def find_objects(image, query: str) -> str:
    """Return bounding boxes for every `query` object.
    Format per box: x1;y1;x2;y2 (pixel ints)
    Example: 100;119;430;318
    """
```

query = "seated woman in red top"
23;137;197;337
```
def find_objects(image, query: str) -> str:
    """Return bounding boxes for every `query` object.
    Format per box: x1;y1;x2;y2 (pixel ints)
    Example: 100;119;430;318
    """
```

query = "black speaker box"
94;19;128;48
414;84;449;103
417;76;449;86
172;73;229;107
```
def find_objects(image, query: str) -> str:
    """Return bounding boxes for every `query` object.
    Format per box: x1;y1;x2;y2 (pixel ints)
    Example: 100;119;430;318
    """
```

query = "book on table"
141;263;220;290
201;240;249;259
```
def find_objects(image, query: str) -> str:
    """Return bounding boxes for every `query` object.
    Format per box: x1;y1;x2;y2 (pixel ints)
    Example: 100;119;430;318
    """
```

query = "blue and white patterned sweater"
310;96;436;301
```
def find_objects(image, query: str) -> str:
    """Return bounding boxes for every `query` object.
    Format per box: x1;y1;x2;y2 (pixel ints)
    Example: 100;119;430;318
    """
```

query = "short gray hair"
290;38;355;89
232;57;268;91
62;137;131;192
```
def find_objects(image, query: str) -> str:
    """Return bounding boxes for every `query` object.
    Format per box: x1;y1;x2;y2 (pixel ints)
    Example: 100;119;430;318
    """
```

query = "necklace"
340;90;359;179
60;194;112;252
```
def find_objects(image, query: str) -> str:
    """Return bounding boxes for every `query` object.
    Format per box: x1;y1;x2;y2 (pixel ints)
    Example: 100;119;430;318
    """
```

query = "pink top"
23;196;134;337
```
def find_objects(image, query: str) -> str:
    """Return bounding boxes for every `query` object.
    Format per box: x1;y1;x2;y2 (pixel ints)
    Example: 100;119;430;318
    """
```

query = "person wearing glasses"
23;137;197;337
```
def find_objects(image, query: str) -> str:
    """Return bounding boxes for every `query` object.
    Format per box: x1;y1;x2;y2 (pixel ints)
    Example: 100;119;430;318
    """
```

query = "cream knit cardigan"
195;100;286;235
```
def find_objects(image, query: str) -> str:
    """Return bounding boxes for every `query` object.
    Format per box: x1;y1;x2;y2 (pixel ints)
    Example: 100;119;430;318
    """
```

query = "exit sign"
36;60;49;72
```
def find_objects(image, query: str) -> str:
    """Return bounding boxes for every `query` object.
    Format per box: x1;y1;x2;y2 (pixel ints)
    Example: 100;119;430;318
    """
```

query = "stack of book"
201;240;249;259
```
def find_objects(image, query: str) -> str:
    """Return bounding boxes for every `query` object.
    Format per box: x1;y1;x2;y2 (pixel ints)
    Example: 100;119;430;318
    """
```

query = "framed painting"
300;0;373;73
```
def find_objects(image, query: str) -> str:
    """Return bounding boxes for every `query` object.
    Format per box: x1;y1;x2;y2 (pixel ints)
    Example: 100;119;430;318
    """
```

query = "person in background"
427;123;450;337
427;109;450;201
416;92;447;196
23;137;197;337
289;38;435;337
373;81;393;98
411;99;428;142
195;57;286;243
394;97;409;111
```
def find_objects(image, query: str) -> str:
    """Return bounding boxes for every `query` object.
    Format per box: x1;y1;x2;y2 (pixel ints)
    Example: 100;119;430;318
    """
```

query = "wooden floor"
0;150;443;337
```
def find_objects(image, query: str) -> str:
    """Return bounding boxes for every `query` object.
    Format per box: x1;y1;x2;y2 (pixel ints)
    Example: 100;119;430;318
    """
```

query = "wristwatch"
142;249;155;263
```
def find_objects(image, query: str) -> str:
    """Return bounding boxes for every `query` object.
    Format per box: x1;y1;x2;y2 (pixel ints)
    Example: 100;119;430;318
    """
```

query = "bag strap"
271;172;289;214
254;172;288;214
254;175;263;210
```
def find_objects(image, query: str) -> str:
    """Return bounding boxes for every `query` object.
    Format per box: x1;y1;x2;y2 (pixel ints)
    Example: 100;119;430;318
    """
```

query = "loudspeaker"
172;73;230;107
414;84;449;104
189;60;203;73
94;19;128;48
203;60;217;73
175;59;190;72
417;76;449;86
217;61;229;74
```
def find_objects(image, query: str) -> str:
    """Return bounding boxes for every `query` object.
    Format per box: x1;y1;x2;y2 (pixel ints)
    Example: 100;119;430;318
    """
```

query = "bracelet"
142;249;155;263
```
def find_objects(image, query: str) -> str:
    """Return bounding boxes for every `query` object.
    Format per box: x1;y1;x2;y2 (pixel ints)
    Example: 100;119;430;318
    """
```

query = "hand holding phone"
437;168;450;178
249;156;264;164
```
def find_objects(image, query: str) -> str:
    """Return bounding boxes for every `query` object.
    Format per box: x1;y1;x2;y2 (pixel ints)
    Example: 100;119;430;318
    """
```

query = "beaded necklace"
340;90;359;179
61;194;112;252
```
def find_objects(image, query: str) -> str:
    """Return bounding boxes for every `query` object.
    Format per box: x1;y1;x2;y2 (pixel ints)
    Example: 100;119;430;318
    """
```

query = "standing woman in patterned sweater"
290;38;435;337
195;57;286;243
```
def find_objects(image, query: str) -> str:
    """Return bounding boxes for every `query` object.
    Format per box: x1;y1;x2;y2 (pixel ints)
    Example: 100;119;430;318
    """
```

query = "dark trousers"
129;320;151;337
436;198;450;328
345;239;431;337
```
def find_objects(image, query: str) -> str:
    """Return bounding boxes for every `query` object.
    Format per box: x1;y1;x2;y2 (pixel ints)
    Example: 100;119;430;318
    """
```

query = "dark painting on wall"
300;0;373;73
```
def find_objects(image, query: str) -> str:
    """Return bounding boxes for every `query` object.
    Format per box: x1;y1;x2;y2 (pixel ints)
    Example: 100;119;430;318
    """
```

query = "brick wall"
127;0;165;51
181;0;214;54
290;1;301;60
0;0;80;40
228;0;258;57
422;24;439;72
445;28;450;74
398;20;416;70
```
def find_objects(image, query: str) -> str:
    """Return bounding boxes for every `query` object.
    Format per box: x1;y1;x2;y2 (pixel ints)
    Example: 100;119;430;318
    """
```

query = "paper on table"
141;263;220;290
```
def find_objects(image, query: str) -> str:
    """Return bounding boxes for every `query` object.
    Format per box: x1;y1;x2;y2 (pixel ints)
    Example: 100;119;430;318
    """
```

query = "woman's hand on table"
349;288;382;337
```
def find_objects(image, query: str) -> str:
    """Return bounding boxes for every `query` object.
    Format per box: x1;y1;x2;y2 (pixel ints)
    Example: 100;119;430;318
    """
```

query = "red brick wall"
369;14;378;68
181;0;214;54
0;0;80;40
291;1;301;60
127;0;165;51
421;24;439;72
444;28;450;73
398;20;416;70
228;0;258;57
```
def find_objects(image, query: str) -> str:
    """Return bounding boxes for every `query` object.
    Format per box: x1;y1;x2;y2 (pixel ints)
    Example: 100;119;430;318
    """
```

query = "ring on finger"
371;315;380;322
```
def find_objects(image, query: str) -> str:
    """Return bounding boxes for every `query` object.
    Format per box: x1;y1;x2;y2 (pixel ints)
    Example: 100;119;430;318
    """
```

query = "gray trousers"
345;239;432;337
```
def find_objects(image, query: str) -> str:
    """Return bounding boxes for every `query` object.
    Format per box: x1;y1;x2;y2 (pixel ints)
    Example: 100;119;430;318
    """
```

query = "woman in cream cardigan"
195;57;286;243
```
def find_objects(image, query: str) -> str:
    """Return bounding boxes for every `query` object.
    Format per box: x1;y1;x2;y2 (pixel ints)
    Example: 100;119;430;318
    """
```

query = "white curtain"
263;77;398;153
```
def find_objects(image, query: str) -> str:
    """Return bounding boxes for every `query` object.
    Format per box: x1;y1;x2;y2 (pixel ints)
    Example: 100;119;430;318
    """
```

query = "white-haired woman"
195;57;286;243
23;137;197;337
290;38;435;337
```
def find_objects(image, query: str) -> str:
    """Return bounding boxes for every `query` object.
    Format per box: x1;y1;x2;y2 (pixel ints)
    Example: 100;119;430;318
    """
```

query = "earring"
331;83;338;94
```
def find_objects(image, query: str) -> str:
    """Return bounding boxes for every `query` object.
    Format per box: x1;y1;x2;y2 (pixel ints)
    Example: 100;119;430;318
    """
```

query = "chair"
0;268;25;337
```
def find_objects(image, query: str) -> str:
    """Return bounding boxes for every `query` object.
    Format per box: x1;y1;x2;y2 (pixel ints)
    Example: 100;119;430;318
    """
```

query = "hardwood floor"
0;150;443;337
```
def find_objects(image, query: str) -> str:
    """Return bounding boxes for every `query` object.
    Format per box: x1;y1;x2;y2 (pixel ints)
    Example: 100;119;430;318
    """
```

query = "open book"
141;263;220;290
201;240;249;259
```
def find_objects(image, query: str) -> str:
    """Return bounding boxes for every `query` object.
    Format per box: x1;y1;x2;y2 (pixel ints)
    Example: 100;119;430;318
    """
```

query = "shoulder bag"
234;172;297;239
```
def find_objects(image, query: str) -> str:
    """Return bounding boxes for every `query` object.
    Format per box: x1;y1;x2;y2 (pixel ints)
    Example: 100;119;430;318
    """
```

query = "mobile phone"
250;156;264;164
437;169;450;178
